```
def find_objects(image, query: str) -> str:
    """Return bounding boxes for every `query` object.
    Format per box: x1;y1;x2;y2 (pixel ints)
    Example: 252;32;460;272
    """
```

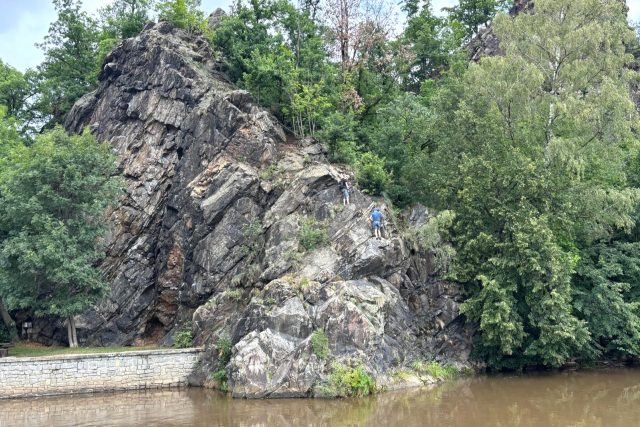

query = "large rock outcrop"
62;22;471;397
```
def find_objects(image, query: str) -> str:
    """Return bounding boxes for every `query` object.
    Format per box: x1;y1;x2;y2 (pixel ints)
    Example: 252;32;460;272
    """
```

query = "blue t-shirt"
371;210;382;222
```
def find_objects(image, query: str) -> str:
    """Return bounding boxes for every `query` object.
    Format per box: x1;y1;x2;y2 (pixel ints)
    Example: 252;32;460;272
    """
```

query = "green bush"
211;335;232;393
299;218;328;252
310;329;330;360
317;363;376;397
216;335;233;365
210;369;229;392
356;152;391;196
173;324;193;348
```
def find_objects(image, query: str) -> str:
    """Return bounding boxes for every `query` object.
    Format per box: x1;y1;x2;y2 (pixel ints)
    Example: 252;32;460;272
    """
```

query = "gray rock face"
64;22;471;396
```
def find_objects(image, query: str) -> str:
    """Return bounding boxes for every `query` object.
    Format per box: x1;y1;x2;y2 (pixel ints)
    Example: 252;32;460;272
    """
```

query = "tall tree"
155;0;205;30
445;0;509;41
99;0;155;40
0;127;120;347
0;60;30;120
0;110;21;341
33;0;99;129
425;0;639;368
400;0;451;91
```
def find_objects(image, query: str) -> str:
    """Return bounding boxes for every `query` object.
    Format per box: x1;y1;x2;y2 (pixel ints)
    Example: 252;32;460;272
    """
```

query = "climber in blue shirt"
370;207;383;239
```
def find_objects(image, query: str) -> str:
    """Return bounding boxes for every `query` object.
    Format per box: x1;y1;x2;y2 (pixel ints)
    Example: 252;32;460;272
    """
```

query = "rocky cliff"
61;22;471;397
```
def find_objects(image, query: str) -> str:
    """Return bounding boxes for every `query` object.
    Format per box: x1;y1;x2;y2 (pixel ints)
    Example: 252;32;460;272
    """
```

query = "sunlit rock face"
62;21;471;397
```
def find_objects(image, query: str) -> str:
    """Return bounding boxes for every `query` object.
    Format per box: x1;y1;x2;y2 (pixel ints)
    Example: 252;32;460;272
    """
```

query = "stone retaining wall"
0;348;203;399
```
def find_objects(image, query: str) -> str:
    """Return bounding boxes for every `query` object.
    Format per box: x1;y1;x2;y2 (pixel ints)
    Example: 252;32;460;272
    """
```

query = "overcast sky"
0;0;639;72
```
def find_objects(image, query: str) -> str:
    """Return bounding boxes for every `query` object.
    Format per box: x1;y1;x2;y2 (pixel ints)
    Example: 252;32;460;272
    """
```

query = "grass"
8;342;161;358
411;360;464;380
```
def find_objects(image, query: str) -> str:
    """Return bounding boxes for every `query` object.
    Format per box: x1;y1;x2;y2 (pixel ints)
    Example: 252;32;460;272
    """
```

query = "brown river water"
1;369;640;427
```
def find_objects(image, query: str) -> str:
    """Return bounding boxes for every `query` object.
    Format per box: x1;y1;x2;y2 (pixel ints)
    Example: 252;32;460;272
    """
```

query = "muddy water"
1;369;640;427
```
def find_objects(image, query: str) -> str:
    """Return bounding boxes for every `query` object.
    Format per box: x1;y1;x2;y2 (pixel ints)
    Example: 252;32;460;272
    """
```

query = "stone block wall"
0;348;203;399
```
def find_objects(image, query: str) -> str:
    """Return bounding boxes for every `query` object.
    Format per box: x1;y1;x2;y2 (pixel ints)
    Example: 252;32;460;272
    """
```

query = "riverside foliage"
0;0;639;368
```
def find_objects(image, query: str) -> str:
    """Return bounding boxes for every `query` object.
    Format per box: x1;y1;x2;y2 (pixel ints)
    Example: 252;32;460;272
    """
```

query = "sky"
0;0;639;72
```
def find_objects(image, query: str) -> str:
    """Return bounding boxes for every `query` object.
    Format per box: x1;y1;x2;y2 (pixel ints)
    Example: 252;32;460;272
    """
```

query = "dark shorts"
342;189;349;198
372;220;381;230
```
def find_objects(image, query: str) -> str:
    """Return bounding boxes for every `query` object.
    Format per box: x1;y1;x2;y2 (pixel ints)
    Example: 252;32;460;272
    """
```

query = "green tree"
100;0;155;39
0;127;121;347
213;0;333;134
401;0;451;90
0;60;30;120
33;0;99;129
369;93;431;206
155;0;205;31
446;0;509;41
0;110;22;340
425;0;638;368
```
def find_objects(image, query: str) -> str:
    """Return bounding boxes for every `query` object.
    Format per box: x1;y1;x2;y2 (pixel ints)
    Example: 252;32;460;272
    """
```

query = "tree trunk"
67;316;78;348
0;298;17;342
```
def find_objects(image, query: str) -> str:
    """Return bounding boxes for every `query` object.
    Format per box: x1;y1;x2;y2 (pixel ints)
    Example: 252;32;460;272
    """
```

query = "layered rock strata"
62;22;471;397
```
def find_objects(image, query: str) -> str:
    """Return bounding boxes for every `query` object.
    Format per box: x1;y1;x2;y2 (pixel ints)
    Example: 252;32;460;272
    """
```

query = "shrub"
356;152;391;196
210;369;229;392
224;288;242;300
216;335;233;365
240;221;263;263
173;324;193;348
209;335;233;392
258;164;278;181
299;218;328;252
310;329;330;360
317;363;376;397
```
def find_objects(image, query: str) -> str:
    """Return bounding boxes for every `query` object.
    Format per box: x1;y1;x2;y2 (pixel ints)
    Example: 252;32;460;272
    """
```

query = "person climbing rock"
370;207;383;239
339;178;351;205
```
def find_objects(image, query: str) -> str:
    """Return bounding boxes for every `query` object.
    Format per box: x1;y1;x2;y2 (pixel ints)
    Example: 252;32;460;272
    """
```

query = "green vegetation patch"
209;335;233;393
299;218;329;252
173;323;194;348
412;360;464;380
224;288;243;300
316;362;376;398
310;329;330;360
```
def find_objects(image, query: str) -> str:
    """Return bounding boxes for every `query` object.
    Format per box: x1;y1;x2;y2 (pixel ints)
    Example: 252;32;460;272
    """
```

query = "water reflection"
1;369;639;427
